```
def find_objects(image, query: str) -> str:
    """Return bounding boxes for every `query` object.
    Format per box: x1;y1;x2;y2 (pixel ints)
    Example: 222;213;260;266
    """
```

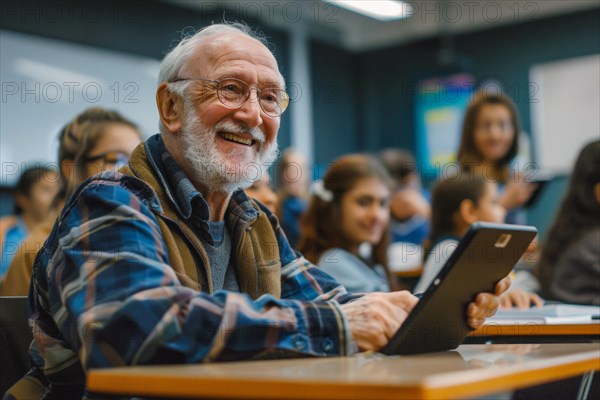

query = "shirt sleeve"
46;179;355;370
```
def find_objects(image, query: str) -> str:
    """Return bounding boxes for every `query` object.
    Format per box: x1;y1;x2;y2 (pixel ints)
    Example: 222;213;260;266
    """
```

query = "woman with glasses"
457;90;537;224
0;107;141;295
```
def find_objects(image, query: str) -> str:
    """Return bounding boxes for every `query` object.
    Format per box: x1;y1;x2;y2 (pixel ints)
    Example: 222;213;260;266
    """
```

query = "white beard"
179;107;279;193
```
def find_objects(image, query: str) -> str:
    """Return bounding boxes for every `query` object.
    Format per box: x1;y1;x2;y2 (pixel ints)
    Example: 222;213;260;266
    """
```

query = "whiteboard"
0;30;161;186
530;54;600;174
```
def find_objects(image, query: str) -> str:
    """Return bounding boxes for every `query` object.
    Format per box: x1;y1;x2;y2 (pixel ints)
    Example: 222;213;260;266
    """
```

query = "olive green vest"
120;144;282;299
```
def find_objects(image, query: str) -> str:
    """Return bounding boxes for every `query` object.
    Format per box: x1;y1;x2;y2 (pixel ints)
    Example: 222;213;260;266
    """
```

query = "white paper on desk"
493;304;600;318
388;242;423;271
485;315;596;325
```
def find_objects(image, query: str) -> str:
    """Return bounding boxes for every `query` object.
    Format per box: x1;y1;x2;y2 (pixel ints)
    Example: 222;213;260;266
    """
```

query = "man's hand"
466;275;511;329
340;291;418;352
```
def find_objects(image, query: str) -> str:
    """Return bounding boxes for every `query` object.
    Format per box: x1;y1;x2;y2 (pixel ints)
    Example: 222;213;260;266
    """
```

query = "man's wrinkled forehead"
186;32;283;87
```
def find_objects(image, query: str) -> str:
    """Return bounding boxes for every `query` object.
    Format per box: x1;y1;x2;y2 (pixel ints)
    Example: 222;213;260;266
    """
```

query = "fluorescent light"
323;0;413;21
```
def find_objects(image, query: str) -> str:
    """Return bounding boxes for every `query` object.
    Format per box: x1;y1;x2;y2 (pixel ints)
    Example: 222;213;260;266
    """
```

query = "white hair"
158;23;270;86
157;23;283;134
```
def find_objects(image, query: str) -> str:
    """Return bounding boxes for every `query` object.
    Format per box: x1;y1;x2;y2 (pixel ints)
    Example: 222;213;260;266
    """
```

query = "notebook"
486;304;600;325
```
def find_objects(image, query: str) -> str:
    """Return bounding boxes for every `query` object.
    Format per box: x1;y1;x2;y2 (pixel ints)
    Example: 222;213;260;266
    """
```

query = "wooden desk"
466;322;600;344
87;343;600;399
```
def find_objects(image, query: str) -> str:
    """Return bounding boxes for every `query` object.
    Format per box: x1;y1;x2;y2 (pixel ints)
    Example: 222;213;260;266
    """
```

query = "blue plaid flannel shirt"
25;135;358;397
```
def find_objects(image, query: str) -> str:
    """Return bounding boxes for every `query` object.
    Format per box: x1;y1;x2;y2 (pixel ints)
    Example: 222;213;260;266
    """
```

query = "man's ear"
595;182;600;205
459;199;478;225
156;83;184;134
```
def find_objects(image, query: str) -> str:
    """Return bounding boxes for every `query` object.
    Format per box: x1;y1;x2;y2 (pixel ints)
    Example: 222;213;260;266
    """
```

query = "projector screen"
0;30;161;186
530;54;600;174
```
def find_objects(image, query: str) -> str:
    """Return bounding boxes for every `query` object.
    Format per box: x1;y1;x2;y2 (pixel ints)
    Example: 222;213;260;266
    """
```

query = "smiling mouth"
220;132;256;146
360;224;381;233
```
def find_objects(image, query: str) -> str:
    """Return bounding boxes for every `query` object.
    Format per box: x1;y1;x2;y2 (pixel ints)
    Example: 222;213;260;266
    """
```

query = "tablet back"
382;222;537;355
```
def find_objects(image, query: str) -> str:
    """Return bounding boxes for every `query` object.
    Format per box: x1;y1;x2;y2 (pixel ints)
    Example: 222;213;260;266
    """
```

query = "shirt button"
245;226;252;232
292;335;306;350
322;338;334;353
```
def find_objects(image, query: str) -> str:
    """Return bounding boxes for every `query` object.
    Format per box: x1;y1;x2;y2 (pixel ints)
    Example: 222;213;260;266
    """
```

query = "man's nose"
233;90;263;128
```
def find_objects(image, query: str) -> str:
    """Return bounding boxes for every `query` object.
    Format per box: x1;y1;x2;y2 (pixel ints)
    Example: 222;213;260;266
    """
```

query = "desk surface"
87;343;600;400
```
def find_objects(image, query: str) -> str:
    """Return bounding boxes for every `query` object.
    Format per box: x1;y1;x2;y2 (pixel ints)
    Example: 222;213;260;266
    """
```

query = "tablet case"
382;222;537;355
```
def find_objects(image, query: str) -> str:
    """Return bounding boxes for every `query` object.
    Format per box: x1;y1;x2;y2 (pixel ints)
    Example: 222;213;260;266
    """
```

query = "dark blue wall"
350;9;599;236
310;40;360;165
355;9;600;156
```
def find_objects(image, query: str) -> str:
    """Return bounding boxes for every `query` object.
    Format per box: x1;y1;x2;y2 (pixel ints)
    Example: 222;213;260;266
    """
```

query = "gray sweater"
544;228;600;305
318;248;390;293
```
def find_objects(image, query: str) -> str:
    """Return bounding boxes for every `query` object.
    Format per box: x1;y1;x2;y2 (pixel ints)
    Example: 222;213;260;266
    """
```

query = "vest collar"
143;134;259;226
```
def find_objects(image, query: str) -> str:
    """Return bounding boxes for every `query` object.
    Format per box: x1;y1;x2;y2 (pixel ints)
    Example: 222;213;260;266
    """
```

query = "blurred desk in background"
394;266;423;279
467;322;600;344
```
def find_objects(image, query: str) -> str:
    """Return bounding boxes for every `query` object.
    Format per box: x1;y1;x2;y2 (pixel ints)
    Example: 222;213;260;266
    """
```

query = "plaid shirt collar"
144;134;259;229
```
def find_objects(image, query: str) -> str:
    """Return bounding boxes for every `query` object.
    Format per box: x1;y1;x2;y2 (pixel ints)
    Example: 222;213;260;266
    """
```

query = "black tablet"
381;222;537;355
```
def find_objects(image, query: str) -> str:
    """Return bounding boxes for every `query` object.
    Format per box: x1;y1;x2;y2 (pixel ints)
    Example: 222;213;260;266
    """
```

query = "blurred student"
380;149;431;273
537;140;600;305
0;107;141;296
298;154;397;293
414;175;543;308
245;169;278;214
457;90;537;224
277;148;309;247
0;165;58;278
380;149;431;245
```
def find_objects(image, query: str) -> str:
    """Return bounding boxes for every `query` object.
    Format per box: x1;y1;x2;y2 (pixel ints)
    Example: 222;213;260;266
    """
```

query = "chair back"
0;296;32;396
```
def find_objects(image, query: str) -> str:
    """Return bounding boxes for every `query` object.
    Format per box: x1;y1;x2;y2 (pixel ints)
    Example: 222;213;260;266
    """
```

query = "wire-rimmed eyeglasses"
170;77;289;118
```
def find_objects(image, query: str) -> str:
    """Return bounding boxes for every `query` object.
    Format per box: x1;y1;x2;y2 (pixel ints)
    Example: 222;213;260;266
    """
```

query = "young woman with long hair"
298;154;397;293
457;90;537;224
538;140;600;305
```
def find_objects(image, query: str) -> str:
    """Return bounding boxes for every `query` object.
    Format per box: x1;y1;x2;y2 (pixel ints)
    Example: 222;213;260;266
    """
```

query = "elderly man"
8;23;509;399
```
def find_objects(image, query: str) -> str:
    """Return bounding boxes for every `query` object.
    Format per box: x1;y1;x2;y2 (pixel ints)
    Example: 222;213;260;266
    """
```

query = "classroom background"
1;0;599;241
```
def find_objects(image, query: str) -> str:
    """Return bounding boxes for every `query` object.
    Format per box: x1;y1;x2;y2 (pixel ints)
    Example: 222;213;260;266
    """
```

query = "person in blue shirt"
0;165;58;278
276;148;309;248
457;90;537;225
380;148;431;246
414;174;544;309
